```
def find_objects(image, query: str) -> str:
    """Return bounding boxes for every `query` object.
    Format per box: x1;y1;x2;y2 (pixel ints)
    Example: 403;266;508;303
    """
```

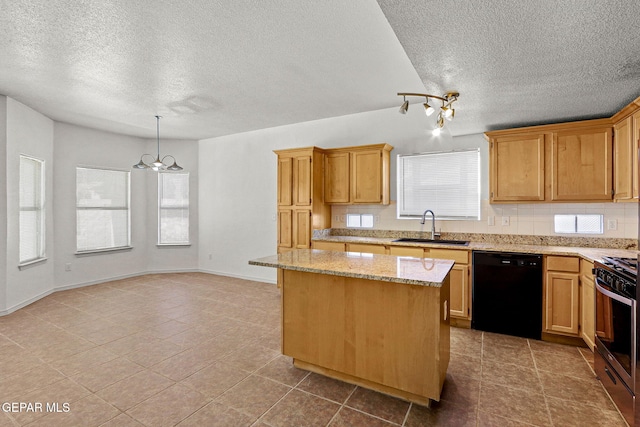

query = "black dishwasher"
471;251;543;339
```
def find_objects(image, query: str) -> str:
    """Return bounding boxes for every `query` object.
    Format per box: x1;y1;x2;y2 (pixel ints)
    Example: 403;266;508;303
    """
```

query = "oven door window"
595;280;634;377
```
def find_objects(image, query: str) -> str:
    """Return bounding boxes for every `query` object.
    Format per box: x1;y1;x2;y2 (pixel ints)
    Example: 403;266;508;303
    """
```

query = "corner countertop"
311;235;638;263
249;249;455;287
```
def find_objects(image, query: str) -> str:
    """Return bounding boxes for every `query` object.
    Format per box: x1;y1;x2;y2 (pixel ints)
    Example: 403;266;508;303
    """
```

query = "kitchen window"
76;167;131;253
397;149;480;220
158;172;190;245
19;155;46;265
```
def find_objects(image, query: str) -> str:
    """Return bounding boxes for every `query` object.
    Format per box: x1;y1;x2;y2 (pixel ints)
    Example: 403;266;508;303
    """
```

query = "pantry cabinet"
612;100;640;202
323;144;393;205
485;119;613;203
274;147;330;253
544;256;580;336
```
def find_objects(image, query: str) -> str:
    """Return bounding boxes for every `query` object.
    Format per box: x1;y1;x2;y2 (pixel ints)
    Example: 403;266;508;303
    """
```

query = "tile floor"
0;272;628;426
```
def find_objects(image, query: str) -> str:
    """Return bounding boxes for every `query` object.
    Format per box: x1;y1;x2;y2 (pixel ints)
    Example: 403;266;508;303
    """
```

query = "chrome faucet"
420;209;439;240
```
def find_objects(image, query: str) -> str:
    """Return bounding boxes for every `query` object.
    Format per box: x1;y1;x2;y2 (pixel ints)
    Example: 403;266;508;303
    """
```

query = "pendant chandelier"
132;115;183;171
397;91;459;135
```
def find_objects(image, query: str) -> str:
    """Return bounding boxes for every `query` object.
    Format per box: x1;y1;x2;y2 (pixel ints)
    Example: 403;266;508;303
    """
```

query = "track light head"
399;98;409;114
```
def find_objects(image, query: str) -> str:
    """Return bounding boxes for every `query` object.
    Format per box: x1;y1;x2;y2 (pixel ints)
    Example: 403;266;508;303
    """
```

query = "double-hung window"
19;155;45;264
158;172;190;245
76;167;130;252
397;149;480;220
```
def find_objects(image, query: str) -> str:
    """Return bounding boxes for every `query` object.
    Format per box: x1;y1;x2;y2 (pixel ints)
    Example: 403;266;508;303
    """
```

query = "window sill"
75;246;133;256
156;243;191;248
18;257;47;270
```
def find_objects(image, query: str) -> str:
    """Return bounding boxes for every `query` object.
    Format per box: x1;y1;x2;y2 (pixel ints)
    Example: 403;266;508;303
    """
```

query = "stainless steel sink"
392;238;469;246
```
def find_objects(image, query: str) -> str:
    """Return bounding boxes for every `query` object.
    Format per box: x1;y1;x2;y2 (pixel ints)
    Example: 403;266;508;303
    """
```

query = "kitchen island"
249;249;454;406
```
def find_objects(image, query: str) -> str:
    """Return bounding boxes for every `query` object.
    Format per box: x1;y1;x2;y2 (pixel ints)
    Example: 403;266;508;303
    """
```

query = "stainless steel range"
594;256;637;426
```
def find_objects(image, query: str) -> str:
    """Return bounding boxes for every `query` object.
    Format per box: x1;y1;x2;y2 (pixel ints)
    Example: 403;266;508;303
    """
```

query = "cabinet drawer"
389;246;425;257
547;256;580;272
426;248;469;264
347;243;387;255
312;241;346;251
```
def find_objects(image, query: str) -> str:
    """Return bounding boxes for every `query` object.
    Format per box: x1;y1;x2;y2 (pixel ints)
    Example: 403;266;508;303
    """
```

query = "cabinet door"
277;157;293;206
277;209;293;249
490;134;545;202
449;264;470;320
545;271;580;335
633;110;640;199
613;116;633;201
311;241;346;251
351;149;382;203
324;152;350;203
293;156;312;206
580;273;595;350
551;128;612;201
294;210;312;249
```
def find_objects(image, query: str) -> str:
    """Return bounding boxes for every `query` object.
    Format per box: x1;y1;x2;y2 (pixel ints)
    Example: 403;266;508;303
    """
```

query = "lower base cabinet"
580;259;595;350
544;256;580;336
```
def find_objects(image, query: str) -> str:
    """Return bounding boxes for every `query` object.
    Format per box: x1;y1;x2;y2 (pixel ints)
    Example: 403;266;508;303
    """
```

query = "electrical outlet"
607;219;617;230
487;216;495;226
501;216;510;226
65;263;71;271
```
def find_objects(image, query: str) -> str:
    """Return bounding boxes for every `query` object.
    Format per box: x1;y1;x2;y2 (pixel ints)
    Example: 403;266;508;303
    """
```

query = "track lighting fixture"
397;91;459;134
132;116;183;172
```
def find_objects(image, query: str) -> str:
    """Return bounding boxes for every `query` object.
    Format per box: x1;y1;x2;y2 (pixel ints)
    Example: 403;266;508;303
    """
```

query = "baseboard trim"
198;268;277;285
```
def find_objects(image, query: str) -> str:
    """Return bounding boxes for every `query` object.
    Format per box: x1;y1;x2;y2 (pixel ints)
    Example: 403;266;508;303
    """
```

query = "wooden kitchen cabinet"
485;119;613;203
544;256;580;336
324;152;350;203
613;116;634;201
274;147;330;253
323;144;393;205
551;125;612;201
389;246;425;257
311;241;346;251
488;133;545;202
580;259;595;350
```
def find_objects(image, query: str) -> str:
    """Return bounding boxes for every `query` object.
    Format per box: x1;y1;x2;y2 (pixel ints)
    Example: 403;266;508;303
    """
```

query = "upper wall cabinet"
489;133;545;202
323;143;393;205
612;98;640;202
485;119;613;203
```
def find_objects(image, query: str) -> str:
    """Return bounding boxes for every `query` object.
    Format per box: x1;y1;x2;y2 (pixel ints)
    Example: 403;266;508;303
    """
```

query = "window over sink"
397;149;480;220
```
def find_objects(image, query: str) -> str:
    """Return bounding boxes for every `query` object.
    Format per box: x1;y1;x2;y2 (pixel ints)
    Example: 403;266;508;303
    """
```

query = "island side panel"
281;269;449;402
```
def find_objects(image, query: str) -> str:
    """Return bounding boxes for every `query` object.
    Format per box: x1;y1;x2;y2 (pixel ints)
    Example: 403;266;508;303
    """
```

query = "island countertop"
249;249;455;287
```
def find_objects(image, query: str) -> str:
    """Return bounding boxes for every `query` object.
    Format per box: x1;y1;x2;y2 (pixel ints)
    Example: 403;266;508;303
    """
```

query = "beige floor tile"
533;349;597;380
439;373;480;408
0;364;66;400
72;356;144;392
261;389;340;427
256;355;309;386
180;360;249;398
296;372;356;404
219;341;280;372
546;396;627;427
25;394;120;427
478;382;551;426
538;371;618;410
345;387;410;425
482;341;535;368
96;370;174;411
176;401;256;427
216;375;290;418
406;400;477;427
481;359;542;393
48;346;118;376
126;383;208;427
328;407;397;427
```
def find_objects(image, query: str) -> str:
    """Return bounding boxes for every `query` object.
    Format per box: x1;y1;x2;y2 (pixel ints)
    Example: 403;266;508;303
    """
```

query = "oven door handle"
595;280;634;307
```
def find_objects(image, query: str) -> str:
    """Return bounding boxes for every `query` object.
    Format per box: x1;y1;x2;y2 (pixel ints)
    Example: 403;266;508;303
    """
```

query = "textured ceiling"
378;0;640;135
1;1;640;139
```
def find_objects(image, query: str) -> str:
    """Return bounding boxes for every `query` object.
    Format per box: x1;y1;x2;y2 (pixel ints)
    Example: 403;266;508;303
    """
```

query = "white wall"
0;96;8;311
5;98;55;311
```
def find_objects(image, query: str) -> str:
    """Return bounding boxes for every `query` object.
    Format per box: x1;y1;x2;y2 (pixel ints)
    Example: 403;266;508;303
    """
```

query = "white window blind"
19;155;45;263
158;172;190;245
397;149;480;220
76;167;130;252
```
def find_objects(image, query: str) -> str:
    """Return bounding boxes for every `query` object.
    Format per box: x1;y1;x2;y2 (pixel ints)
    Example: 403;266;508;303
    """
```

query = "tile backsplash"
331;200;639;240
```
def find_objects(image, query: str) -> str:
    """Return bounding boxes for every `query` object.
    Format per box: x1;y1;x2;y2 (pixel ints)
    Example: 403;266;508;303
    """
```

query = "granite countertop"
249;249;455;287
311;235;638;263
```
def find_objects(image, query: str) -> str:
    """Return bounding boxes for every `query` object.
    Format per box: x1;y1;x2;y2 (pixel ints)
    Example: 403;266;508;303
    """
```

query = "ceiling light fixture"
132;115;183;171
397;91;459;134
